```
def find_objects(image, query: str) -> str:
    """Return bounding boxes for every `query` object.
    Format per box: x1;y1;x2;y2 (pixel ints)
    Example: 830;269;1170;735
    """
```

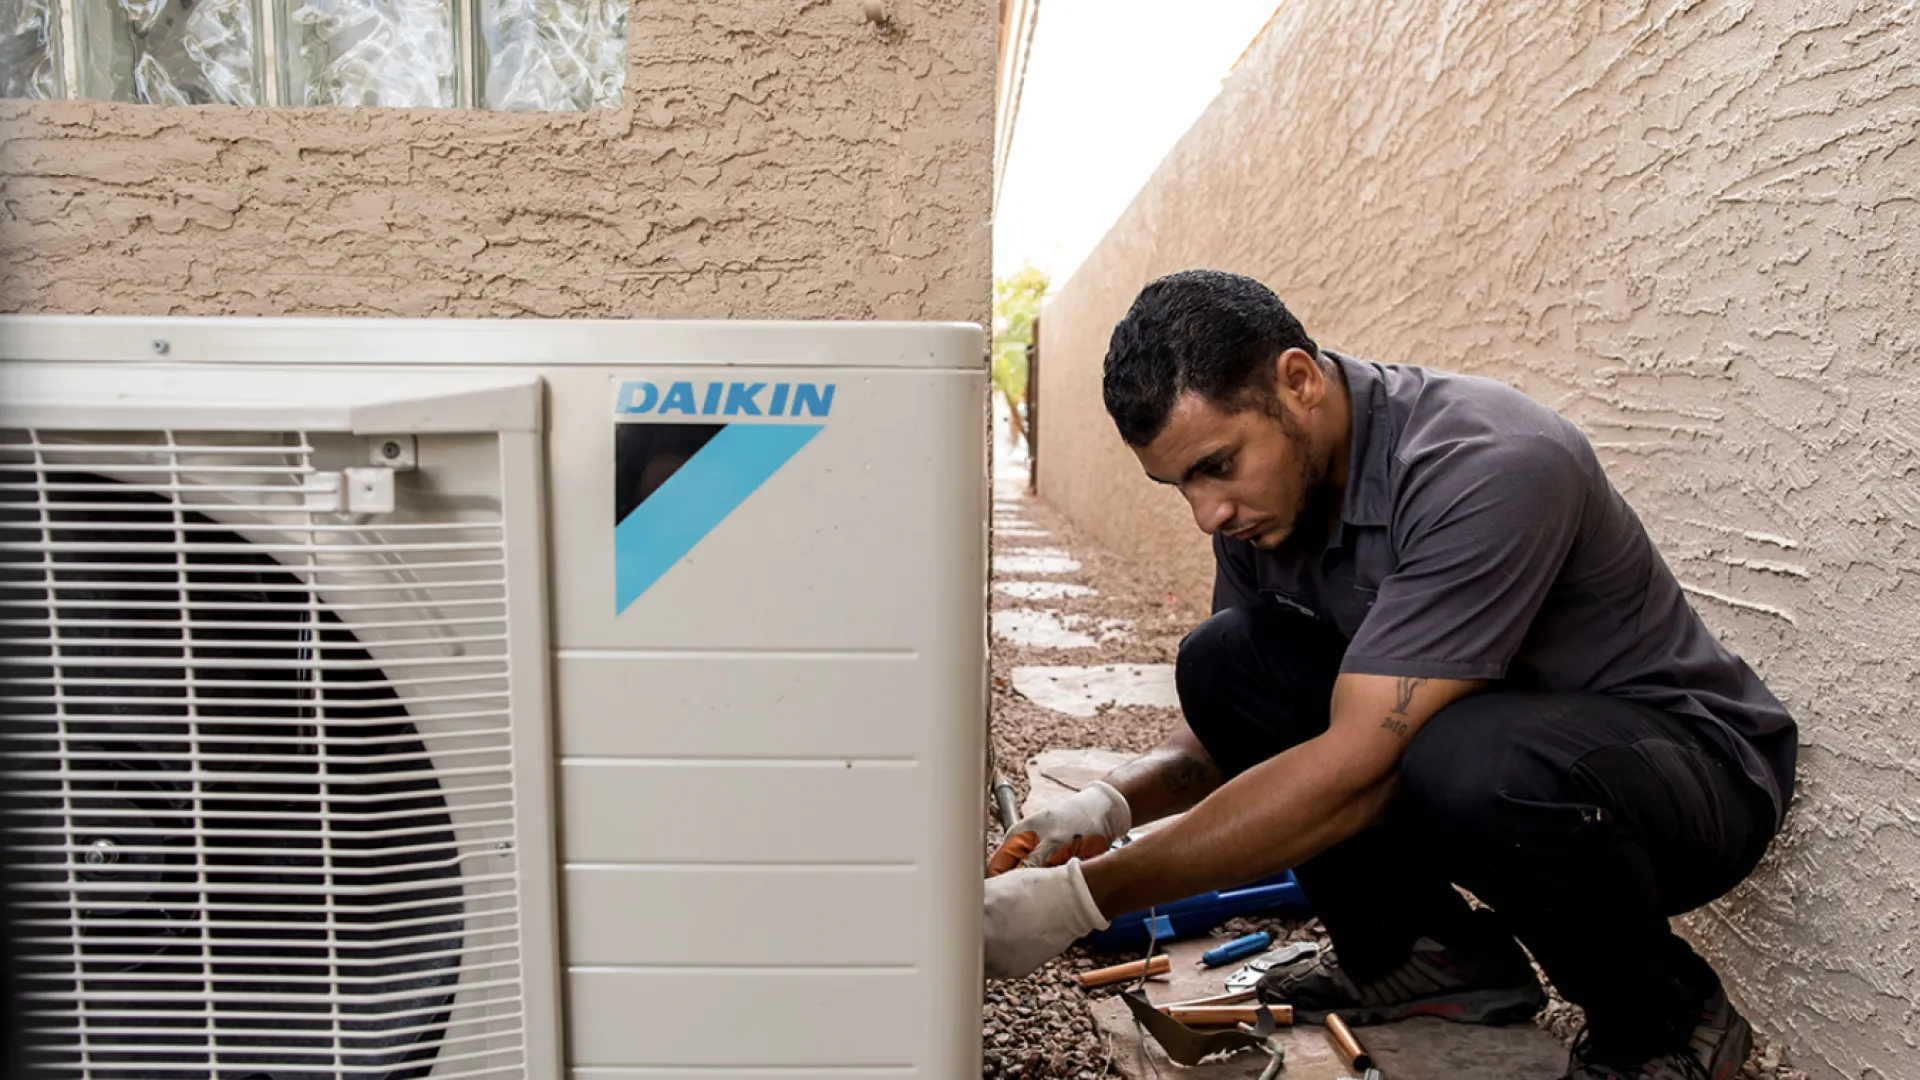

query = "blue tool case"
1080;870;1311;953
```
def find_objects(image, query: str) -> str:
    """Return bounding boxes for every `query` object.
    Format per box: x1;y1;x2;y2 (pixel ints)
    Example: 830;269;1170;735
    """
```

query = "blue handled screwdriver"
1199;930;1272;968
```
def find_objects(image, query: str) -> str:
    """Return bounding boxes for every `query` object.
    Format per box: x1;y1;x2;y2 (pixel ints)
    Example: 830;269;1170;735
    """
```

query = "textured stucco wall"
0;0;994;323
1036;1;1919;1074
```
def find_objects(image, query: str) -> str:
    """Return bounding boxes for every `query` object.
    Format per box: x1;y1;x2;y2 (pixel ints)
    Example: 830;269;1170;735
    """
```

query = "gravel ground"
985;484;1195;1080
983;483;1810;1080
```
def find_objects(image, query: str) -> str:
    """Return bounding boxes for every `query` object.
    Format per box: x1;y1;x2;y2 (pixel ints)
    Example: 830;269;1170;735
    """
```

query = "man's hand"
986;780;1131;877
982;859;1110;979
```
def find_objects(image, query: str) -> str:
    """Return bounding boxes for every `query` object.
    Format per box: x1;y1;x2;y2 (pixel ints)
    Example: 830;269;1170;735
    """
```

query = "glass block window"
277;0;460;107
0;0;624;108
75;0;264;104
478;0;622;111
0;0;64;98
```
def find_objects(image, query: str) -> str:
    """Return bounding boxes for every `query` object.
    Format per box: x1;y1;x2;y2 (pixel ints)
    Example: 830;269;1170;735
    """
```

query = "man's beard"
1287;458;1339;546
1271;409;1337;548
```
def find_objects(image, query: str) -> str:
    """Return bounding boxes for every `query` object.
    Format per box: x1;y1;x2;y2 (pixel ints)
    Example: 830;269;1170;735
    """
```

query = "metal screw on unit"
151;339;170;355
82;838;118;867
494;841;513;854
367;435;418;471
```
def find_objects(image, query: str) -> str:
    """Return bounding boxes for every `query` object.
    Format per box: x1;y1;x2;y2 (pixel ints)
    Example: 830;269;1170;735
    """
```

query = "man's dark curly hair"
1102;270;1320;446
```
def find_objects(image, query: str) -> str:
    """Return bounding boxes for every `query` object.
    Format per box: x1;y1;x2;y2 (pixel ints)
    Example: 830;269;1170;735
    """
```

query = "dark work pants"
1177;604;1779;1049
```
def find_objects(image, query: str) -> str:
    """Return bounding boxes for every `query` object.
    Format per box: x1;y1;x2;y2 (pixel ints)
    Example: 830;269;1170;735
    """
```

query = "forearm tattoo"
1164;751;1218;797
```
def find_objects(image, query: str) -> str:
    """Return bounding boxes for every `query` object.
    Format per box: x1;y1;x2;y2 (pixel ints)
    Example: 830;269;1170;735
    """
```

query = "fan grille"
0;431;530;1079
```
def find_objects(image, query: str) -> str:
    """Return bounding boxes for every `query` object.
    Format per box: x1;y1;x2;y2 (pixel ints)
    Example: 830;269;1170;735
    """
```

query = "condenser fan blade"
0;470;465;1080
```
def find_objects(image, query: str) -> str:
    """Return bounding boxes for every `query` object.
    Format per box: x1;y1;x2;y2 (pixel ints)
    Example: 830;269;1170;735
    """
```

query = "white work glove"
983;858;1111;979
986;780;1132;877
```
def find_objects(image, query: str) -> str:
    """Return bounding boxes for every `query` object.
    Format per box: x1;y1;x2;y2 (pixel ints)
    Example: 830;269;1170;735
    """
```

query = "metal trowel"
1121;988;1279;1066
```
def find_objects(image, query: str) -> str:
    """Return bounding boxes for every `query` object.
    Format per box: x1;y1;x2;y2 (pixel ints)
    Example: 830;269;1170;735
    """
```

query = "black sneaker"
1255;933;1545;1026
1562;983;1753;1080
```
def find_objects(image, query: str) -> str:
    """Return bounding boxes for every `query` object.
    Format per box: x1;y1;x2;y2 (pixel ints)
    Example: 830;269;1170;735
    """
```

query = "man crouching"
982;270;1794;1080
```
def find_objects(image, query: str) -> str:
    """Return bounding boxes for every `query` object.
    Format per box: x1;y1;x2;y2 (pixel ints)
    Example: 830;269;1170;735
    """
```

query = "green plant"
992;263;1050;447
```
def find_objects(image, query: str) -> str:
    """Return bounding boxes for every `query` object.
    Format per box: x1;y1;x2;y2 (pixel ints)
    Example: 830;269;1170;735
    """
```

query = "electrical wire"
1129;904;1164;1080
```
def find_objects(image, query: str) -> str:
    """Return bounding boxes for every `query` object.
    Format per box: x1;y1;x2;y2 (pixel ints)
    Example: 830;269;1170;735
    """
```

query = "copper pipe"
1076;953;1171;989
1325;1012;1373;1070
1163;1003;1294;1028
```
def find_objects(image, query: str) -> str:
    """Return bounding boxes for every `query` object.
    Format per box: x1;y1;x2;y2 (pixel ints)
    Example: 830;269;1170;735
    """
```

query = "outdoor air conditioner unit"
0;316;989;1079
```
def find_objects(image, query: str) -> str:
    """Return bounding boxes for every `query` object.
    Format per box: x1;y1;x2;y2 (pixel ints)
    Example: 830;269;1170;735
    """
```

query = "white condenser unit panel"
0;316;989;1079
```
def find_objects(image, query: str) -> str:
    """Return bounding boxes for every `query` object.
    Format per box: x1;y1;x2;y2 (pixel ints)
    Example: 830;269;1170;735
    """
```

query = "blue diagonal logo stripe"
614;423;823;612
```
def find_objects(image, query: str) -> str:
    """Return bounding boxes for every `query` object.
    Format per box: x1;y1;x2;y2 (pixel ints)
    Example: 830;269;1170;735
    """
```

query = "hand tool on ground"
1160;1003;1294;1027
1226;938;1321;991
1325;1012;1374;1072
1255;1036;1287;1080
1077;953;1170;988
1199;930;1272;967
1121;988;1277;1066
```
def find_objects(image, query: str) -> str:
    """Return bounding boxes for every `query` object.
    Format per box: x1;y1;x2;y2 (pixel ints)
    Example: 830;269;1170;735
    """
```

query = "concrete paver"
995;581;1098;600
1011;663;1178;717
994;551;1084;574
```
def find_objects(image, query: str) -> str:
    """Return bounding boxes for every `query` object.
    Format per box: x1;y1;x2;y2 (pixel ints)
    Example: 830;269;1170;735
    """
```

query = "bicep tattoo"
1391;676;1426;715
1378;676;1427;738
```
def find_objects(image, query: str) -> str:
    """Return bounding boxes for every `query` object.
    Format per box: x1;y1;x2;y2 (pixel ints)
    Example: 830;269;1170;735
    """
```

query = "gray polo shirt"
1213;352;1797;821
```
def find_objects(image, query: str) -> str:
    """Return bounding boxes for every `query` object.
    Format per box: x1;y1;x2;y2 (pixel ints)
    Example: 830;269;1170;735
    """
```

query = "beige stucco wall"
1036;1;1918;1074
0;0;994;324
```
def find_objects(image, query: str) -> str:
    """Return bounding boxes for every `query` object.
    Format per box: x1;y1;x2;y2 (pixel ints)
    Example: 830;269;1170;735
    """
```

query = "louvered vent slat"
1;429;531;1078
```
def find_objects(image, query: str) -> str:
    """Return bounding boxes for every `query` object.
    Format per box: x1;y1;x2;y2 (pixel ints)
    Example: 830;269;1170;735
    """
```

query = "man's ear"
1277;347;1324;406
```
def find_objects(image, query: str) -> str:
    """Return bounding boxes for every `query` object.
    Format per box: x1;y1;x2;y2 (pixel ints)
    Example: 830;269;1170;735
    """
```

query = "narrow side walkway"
984;466;1197;1079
